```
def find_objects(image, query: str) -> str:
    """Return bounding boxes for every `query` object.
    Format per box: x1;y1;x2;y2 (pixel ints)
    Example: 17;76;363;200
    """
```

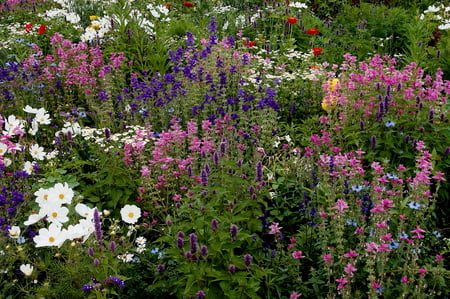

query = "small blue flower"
16;236;26;244
79;112;87;118
398;232;409;239
346;219;358;227
351;185;364;192
386;173;398;180
388;240;399;249
433;231;442;238
408;201;422;210
26;42;35;47
385;121;396;127
15;39;25;43
376;287;384;294
150;248;160;254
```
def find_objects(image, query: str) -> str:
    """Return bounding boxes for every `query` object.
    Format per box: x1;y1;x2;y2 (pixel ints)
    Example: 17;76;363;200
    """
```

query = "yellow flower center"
49;236;55;242
52;212;58;218
59;194;64;200
44;195;48;200
128;212;134;218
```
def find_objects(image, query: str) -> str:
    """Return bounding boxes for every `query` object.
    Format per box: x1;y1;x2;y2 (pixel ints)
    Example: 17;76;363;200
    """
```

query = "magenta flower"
400;276;410;284
292;251;305;259
343;249;359;258
323;254;333;264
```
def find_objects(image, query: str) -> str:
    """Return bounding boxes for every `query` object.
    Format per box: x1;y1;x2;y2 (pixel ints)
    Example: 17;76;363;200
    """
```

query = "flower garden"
1;0;450;298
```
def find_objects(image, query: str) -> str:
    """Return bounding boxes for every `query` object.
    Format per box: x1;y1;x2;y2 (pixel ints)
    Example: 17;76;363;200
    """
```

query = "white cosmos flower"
29;144;46;160
34;109;51;125
24;211;46;226
66;219;94;242
23;105;40;114
20;264;34;276
23;161;37;175
33;222;67;248
3;115;25;136
8;226;20;238
0;143;7;156
120;204;141;224
48;182;74;205
34;187;57;208
41;203;69;225
75;203;94;220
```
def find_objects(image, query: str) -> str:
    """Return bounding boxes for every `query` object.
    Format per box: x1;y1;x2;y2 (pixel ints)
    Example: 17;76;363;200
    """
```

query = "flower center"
59;194;64;199
128;212;134;218
49;236;55;242
44;195;48;200
52;212;58;218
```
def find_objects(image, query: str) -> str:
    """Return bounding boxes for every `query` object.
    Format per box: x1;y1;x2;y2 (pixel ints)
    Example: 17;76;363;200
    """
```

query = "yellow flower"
321;78;340;112
89;15;98;21
89;24;100;31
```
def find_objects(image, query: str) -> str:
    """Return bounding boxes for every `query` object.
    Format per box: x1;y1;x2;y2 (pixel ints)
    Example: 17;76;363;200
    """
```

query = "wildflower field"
1;0;450;298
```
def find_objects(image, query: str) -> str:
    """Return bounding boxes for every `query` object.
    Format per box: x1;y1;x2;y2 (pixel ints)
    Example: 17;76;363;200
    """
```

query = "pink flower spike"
332;199;349;213
432;172;446;181
268;222;282;235
289;291;302;299
344;263;357;277
397;164;406;171
400;276;410;284
371;281;381;290
292;251;305;259
336;276;348;290
435;254;443;262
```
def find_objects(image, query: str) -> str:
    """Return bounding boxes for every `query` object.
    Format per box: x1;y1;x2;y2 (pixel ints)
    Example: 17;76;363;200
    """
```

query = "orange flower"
312;47;323;55
38;25;46;35
287;17;298;24
306;28;319;35
183;1;194;7
163;3;172;10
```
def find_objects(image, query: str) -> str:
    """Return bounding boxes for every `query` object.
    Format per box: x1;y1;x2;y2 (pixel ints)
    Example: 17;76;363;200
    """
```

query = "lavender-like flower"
176;237;184;249
189;233;198;253
200;245;208;257
211;219;219;232
109;241;116;252
244;254;253;269
93;208;103;244
228;265;236;273
197;290;206;299
256;161;263;182
370;135;377;149
230;225;238;241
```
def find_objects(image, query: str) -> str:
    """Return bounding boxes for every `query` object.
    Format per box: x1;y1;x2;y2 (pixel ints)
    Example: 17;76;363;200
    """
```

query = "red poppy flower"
24;23;33;32
306;28;319;35
287;17;298;24
243;40;256;47
183;1;194;7
38;25;46;35
312;47;323;55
